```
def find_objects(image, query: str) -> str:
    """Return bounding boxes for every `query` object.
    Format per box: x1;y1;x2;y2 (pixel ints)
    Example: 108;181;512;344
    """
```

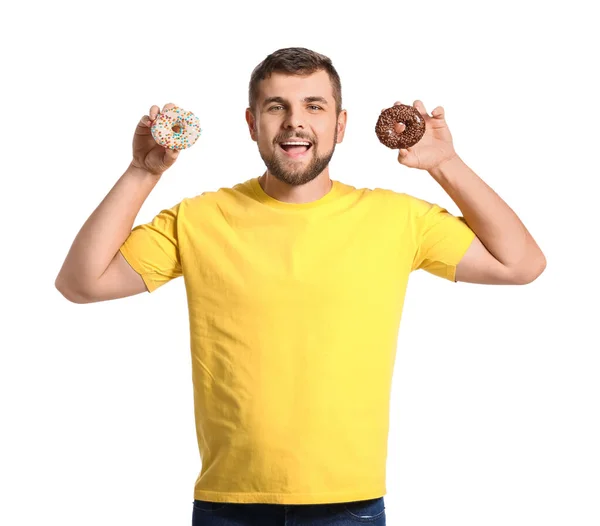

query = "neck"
258;171;333;204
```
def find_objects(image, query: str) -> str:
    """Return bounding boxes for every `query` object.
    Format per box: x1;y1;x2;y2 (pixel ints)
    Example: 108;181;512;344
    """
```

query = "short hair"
248;47;342;117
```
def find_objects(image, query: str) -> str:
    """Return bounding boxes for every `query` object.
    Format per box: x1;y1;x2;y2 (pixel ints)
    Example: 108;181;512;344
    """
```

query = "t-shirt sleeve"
118;201;183;292
409;195;477;282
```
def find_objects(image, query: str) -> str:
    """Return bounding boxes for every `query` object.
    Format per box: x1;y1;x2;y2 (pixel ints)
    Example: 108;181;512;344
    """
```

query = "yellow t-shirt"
119;177;476;505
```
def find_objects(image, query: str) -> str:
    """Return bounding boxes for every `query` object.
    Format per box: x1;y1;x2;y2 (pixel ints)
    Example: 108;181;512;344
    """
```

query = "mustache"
275;133;314;143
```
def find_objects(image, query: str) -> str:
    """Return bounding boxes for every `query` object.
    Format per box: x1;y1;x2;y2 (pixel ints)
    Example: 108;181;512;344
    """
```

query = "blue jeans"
192;496;386;525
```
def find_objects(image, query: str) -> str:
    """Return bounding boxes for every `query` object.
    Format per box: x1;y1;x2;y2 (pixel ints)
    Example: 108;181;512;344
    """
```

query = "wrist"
428;153;462;180
127;161;163;178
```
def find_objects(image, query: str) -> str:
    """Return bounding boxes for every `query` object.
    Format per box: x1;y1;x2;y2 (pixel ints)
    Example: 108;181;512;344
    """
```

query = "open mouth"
279;141;313;158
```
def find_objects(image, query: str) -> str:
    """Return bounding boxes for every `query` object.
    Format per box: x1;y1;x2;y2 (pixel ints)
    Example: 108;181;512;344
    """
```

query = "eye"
268;105;322;111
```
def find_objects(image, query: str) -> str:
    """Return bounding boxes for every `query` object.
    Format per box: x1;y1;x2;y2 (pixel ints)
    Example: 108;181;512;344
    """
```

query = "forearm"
55;162;161;294
428;155;546;271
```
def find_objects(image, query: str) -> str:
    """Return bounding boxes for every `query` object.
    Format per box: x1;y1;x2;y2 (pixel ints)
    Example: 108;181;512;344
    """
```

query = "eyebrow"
262;96;329;107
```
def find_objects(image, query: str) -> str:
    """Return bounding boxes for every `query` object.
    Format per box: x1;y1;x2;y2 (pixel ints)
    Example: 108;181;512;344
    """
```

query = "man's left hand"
388;100;458;171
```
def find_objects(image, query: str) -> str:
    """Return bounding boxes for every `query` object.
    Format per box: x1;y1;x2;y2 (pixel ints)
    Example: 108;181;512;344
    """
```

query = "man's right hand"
131;103;181;176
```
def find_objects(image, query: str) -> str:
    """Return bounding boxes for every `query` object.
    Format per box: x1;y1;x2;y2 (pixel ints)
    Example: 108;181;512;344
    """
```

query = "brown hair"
248;47;343;117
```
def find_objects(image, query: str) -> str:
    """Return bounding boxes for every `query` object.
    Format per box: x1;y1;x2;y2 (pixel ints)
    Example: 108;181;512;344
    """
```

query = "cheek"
257;136;277;154
256;124;277;145
315;126;336;146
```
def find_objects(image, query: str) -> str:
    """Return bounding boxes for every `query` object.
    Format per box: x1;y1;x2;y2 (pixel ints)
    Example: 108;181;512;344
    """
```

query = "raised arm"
55;103;180;303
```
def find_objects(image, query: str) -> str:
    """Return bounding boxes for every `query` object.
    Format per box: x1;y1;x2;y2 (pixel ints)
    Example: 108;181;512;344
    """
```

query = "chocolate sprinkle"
375;104;426;149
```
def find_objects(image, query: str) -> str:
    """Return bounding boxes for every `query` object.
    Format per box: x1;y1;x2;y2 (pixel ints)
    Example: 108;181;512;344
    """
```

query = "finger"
394;122;406;133
149;105;160;120
164;146;181;160
162;102;177;113
413;100;429;117
397;148;409;161
432;106;445;118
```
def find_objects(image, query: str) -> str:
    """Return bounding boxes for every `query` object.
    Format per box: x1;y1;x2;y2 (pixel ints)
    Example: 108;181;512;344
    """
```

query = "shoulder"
177;180;254;225
336;181;415;204
382;190;451;220
184;179;255;208
362;187;434;216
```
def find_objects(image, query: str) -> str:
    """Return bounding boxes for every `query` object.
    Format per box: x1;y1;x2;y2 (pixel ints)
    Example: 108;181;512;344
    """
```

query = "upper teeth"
281;141;310;146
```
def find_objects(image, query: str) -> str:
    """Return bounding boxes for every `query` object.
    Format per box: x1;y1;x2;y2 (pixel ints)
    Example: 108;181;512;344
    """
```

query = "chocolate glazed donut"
375;104;426;149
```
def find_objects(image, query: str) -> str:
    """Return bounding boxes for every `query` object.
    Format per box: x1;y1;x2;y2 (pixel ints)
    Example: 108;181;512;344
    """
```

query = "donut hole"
172;125;182;133
391;121;409;135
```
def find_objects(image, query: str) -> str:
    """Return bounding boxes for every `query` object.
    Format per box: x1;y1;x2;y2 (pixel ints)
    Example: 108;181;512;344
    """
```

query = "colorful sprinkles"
151;106;202;150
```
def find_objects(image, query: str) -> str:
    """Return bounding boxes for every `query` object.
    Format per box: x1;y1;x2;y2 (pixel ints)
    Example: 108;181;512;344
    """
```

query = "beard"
258;128;338;187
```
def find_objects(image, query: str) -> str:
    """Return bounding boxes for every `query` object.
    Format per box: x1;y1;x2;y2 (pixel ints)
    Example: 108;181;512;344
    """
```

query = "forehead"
257;70;333;102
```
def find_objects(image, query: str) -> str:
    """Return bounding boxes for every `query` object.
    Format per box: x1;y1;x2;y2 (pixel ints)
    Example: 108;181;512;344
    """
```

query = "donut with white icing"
151;106;201;150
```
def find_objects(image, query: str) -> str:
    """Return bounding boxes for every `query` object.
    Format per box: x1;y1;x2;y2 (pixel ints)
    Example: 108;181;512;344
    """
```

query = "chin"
259;143;336;187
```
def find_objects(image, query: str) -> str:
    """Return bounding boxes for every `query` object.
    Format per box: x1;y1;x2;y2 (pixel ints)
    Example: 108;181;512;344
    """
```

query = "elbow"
515;256;547;285
55;276;90;304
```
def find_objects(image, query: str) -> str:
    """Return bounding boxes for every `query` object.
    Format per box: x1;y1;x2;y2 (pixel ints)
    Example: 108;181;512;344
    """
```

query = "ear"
336;109;348;143
245;108;257;141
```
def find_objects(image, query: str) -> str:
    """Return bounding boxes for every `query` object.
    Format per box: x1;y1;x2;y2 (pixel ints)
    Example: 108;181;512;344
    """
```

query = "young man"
55;47;546;525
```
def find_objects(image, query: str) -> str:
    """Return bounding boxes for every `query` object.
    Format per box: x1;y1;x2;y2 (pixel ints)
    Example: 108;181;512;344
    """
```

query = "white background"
1;0;598;525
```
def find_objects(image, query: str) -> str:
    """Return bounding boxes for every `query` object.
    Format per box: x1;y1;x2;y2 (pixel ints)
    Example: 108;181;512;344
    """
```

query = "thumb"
164;146;180;162
397;148;415;166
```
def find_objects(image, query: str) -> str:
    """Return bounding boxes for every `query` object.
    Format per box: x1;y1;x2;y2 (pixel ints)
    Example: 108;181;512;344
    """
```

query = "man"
55;47;546;525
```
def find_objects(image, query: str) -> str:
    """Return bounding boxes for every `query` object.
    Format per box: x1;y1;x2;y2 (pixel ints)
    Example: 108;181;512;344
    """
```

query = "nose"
283;107;305;130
